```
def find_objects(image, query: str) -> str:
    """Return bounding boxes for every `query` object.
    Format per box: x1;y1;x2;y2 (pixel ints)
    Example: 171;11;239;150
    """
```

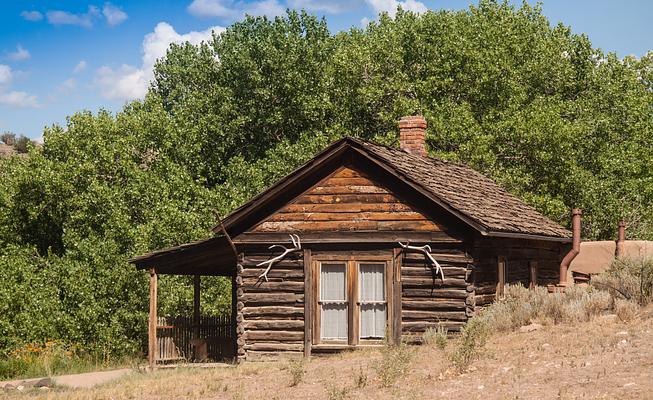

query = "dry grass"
4;306;653;399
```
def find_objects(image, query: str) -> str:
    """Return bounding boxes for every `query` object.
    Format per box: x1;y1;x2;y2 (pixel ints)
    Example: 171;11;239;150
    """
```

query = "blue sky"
0;0;652;140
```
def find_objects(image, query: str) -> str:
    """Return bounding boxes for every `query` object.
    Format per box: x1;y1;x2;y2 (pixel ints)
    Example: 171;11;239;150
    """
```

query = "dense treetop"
1;1;651;358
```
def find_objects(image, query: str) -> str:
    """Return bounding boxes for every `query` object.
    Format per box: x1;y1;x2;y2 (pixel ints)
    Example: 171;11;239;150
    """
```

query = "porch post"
148;267;158;370
193;275;201;339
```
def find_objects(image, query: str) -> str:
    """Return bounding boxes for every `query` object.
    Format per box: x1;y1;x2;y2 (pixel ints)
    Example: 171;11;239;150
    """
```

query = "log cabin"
130;115;572;365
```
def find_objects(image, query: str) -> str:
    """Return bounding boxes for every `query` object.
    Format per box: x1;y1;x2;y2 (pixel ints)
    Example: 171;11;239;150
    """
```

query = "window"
314;256;392;345
320;263;348;341
359;263;386;339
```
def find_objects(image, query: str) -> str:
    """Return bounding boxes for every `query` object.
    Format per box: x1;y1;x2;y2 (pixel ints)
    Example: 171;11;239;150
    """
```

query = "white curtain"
320;263;348;340
359;263;386;339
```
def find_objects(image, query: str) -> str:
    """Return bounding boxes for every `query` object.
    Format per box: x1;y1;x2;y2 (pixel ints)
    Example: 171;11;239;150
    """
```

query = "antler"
398;241;445;281
257;234;302;281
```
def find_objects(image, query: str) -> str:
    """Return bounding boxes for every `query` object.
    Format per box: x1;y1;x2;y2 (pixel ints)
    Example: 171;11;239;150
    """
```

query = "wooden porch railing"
156;314;234;362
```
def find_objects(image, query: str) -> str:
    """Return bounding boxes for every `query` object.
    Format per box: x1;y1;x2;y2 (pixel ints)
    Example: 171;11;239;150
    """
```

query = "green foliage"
593;257;653;305
376;342;414;387
1;0;652;375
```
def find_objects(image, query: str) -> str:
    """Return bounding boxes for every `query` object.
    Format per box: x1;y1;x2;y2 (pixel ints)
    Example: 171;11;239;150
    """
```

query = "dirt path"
0;368;133;390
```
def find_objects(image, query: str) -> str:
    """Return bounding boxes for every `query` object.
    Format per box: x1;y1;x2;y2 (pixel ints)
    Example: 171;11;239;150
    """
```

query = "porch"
129;235;239;369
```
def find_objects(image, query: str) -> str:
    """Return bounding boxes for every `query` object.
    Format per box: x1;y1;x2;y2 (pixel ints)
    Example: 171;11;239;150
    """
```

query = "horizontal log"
401;266;467;278
243;320;305;330
281;203;414;214
235;231;461;244
240;269;304;279
475;285;497;295
244;343;304;352
268;211;427;222
241;281;305;293
401;299;466;311
252;220;441;232
245;351;303;361
241;293;304;305
295;194;399;204
244;330;304;341
402;321;465;332
242;306;304;318
402;288;469;299
475;294;496;306
308;185;389;195
402;310;468;321
317;176;378;186
401;277;468;288
403;253;473;264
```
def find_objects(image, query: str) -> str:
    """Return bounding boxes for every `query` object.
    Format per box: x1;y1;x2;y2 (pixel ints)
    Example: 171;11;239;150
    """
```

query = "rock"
617;339;628;347
16;385;24;391
33;378;51;388
40;386;50;391
616;331;629;336
3;384;16;391
520;323;543;333
623;382;636;388
477;385;485;390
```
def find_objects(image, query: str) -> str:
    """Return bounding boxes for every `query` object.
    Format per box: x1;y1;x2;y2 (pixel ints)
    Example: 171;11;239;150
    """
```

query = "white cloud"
187;0;287;19
0;91;39;108
0;64;39;108
187;0;237;18
103;2;128;26
7;45;31;62
46;6;100;28
244;0;285;18
0;65;12;85
287;0;351;14
58;78;77;93
95;22;224;100
360;17;370;27
74;60;88;73
365;0;427;17
21;10;44;21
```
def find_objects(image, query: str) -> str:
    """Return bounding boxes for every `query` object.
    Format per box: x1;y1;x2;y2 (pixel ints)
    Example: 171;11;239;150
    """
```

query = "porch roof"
129;235;237;276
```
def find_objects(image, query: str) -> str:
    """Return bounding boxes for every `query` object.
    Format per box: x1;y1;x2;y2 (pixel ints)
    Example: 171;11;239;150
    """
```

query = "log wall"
472;238;568;308
400;246;475;341
250;167;445;233
238;249;305;361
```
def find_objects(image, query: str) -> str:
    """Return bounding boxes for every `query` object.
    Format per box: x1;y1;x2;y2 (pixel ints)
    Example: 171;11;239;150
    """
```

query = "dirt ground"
4;307;653;400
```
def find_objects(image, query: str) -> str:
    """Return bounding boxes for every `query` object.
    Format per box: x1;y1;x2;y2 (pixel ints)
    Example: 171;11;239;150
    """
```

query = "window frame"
312;253;393;347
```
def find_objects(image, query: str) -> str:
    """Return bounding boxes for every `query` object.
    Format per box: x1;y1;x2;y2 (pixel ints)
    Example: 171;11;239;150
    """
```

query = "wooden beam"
193;275;201;340
392;248;402;345
303;248;312;358
148;268;158;370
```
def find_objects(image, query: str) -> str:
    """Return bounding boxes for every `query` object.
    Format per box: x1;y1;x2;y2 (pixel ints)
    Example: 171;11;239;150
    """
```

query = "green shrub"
286;358;305;387
448;316;489;372
325;382;351;400
376;342;414;387
353;364;368;388
593;258;653;305
422;323;448;350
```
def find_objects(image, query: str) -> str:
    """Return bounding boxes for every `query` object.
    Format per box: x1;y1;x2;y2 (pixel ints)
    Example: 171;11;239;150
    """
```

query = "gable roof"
215;137;571;241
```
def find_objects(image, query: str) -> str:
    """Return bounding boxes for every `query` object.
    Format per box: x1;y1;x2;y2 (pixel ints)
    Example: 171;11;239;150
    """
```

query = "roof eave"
482;230;572;243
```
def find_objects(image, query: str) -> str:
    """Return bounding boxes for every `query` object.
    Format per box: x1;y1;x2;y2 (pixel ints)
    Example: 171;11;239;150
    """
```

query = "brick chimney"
398;115;427;157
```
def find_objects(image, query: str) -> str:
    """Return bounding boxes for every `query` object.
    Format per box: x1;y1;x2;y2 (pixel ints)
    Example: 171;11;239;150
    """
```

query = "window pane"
359;263;386;338
360;263;384;301
320;263;346;301
360;304;386;339
321;303;348;340
320;263;347;340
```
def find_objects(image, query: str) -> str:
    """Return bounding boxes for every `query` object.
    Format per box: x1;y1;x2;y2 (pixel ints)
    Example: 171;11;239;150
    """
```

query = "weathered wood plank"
401;277;468;288
281;203;414;213
241;281;305;293
254;220;441;232
401;299;467;311
401;288;469;299
402;310;468;321
240;269;304;279
294;194;399;204
268;211;427;222
244;330;305;341
309;186;389;195
241;293;304;305
243;320;305;330
244;343;304;352
242;306;304;318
